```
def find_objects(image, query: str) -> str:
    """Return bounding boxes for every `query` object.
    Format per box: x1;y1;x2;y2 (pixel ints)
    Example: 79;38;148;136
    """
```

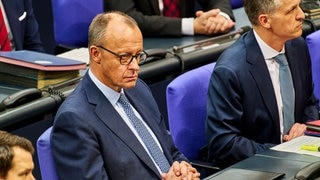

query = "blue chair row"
166;63;219;177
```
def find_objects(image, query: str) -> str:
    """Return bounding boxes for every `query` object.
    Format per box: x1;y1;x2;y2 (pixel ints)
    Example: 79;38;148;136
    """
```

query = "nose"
128;57;140;70
297;6;305;20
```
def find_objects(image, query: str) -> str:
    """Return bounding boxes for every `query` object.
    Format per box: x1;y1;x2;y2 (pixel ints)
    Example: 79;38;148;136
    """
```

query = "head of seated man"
0;131;35;180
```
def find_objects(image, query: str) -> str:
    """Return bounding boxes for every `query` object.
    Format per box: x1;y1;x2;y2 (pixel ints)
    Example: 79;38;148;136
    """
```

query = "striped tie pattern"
118;93;170;173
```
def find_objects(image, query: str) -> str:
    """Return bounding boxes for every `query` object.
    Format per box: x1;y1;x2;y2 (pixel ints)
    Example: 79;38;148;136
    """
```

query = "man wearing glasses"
51;11;200;179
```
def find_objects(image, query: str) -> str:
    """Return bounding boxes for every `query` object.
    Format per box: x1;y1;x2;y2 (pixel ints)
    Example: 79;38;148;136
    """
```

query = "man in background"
0;0;44;52
0;130;35;180
104;0;235;37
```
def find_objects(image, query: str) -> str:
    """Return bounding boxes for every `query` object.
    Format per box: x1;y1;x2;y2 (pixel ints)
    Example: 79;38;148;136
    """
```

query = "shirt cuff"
219;12;231;20
181;18;194;35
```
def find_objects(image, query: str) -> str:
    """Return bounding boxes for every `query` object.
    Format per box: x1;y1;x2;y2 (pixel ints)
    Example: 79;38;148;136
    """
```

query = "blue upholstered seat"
306;30;320;102
37;127;58;180
166;62;215;160
230;0;243;9
51;0;103;48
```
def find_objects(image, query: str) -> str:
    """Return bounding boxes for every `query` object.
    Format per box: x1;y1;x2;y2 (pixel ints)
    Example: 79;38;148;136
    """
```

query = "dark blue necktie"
118;93;170;173
274;53;295;134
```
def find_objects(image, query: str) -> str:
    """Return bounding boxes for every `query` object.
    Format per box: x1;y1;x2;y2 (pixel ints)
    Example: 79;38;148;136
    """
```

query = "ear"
89;46;101;64
258;14;271;29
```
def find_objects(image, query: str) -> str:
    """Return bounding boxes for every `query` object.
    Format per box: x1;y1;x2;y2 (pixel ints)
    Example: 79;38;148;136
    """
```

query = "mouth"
125;75;138;81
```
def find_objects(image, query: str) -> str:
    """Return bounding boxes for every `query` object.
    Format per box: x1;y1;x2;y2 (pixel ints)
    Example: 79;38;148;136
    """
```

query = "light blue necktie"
274;53;295;134
118;93;170;173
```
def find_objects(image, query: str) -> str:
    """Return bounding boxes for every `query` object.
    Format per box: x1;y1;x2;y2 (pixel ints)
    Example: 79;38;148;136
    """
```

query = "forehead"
106;19;142;39
277;0;300;11
106;25;143;50
11;147;34;170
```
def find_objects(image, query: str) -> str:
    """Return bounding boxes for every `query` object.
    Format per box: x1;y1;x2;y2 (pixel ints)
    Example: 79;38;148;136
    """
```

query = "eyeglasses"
97;45;148;65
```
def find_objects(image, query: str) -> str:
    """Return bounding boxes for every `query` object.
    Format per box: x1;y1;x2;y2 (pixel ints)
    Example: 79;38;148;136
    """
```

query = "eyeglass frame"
96;45;148;65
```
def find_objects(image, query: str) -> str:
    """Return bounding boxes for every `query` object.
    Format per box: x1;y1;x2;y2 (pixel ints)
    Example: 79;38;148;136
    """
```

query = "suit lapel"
245;31;281;136
82;74;161;177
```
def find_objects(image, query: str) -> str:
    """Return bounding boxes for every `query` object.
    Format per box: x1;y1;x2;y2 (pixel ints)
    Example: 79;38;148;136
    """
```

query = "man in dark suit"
1;0;44;52
51;11;200;179
104;0;235;37
206;0;319;169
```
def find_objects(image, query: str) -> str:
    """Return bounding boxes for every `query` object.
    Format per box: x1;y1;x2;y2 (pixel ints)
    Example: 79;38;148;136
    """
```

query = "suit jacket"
104;0;234;37
51;73;187;179
206;30;319;168
2;0;44;52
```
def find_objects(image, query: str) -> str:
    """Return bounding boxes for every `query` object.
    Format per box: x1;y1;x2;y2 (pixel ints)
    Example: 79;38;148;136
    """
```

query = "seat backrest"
306;30;320;101
230;0;243;9
166;62;215;160
51;0;103;47
37;127;58;180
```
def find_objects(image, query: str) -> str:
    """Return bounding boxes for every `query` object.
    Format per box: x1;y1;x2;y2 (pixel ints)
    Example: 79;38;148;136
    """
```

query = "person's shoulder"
217;34;247;62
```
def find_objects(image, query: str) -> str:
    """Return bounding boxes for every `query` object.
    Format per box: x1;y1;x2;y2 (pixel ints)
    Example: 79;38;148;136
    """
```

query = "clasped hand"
194;9;235;35
161;161;200;180
283;123;307;142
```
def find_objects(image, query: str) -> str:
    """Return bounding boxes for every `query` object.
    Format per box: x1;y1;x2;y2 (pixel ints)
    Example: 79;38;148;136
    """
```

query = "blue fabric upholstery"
230;0;243;9
306;30;320;102
37;127;58;180
51;0;103;47
166;62;215;160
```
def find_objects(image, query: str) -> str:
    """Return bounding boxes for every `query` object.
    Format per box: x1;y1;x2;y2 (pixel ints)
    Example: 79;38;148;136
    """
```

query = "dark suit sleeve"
51;112;109;179
22;0;44;52
105;0;182;37
200;0;235;20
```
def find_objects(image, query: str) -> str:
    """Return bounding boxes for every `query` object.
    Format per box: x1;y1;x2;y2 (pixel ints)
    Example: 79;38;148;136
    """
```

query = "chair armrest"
190;160;220;178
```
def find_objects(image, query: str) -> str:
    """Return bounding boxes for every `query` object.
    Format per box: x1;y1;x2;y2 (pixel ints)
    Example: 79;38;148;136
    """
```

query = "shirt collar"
253;30;285;60
88;69;121;106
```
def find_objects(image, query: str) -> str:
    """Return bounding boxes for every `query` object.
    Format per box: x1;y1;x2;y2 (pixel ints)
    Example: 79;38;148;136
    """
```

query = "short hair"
244;0;282;26
0;131;34;177
0;145;14;177
88;11;139;47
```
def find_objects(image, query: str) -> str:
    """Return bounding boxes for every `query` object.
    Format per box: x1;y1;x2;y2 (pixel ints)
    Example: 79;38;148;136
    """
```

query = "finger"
172;161;181;176
195;10;204;17
214;21;223;34
202;9;220;19
205;19;218;34
219;19;231;32
180;164;188;177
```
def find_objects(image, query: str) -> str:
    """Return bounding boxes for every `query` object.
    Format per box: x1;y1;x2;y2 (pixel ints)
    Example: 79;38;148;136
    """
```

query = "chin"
124;82;137;89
